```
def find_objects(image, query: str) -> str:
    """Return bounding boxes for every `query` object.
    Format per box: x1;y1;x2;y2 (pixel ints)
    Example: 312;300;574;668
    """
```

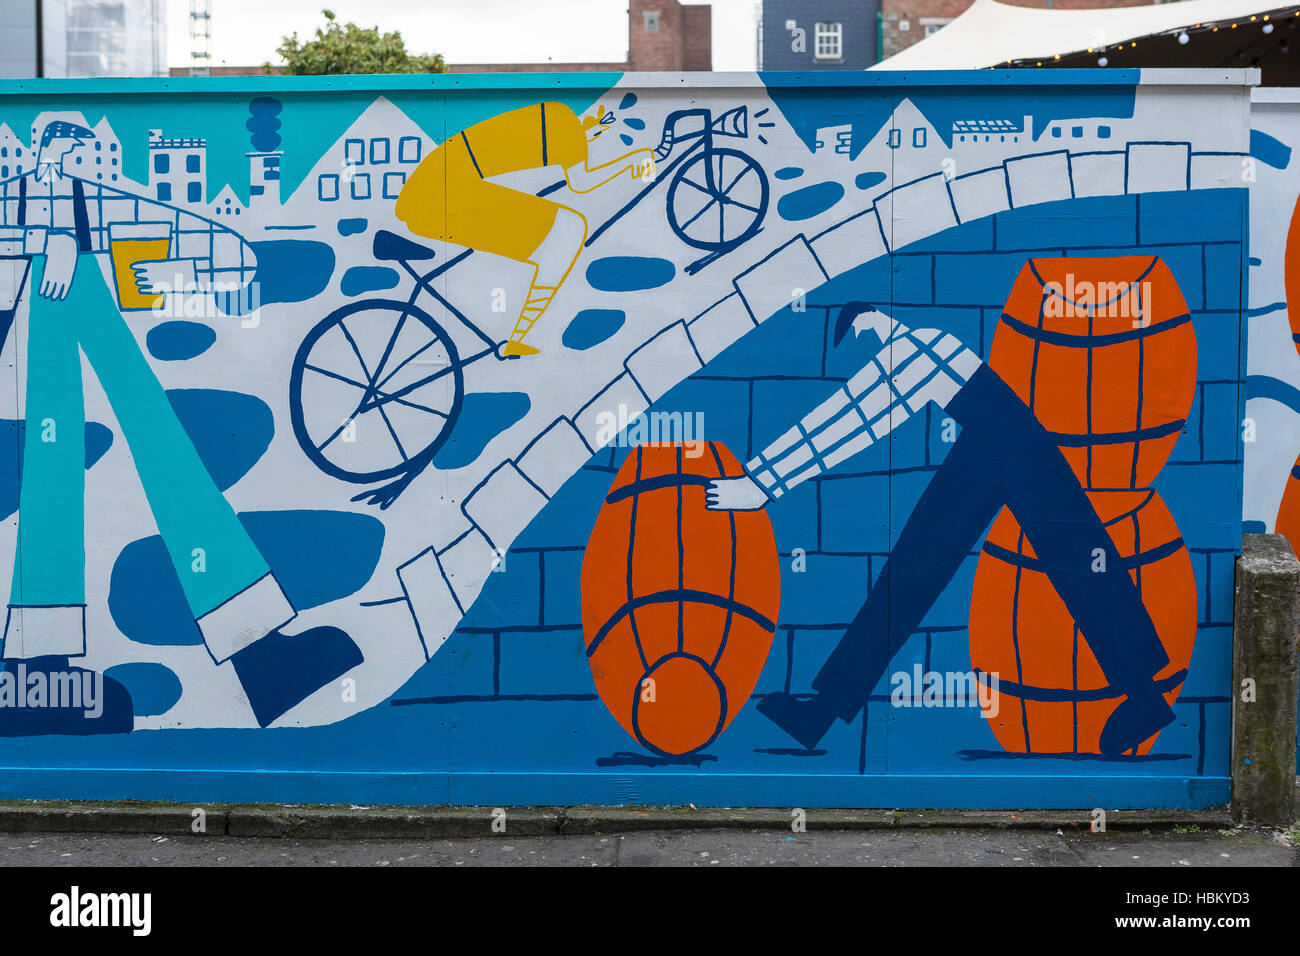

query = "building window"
1098;125;1112;139
251;185;265;196
1072;126;1084;138
187;182;202;203
815;22;842;60
351;173;371;200
1051;126;1062;138
922;18;954;37
644;11;659;32
186;154;200;173
157;183;171;201
370;138;390;165
154;153;169;174
264;156;281;181
344;139;365;166
913;128;927;148
383;172;406;199
399;136;422;163
888;128;901;149
319;174;339;201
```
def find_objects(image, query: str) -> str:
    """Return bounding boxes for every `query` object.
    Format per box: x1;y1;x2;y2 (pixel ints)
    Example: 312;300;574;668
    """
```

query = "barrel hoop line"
707;442;739;671
625;446;649;672
605;473;713;504
999;310;1191;347
587;590;776;658
1044;418;1184;447
981;535;1185;572
972;667;1188;703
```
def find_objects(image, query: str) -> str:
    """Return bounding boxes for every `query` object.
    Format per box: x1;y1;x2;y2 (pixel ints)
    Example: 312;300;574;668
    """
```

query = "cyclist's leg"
505;203;587;356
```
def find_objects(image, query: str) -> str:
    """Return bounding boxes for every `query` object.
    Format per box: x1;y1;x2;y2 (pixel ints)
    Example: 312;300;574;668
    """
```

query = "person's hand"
133;259;196;296
38;233;78;301
629;147;657;180
706;475;770;511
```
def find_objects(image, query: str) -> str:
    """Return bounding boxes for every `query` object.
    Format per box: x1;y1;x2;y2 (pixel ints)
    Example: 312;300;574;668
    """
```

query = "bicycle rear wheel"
289;299;464;483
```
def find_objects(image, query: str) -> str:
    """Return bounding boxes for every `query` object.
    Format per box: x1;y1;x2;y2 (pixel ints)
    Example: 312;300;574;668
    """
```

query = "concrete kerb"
0;801;1237;839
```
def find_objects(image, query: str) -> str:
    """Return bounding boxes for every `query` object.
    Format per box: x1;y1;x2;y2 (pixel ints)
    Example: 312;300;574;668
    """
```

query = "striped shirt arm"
744;323;983;500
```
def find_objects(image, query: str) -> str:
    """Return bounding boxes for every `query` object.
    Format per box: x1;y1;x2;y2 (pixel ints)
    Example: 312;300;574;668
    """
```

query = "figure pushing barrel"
707;256;1198;758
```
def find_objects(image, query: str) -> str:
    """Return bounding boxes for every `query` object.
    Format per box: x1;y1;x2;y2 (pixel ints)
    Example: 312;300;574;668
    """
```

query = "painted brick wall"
417;188;1242;780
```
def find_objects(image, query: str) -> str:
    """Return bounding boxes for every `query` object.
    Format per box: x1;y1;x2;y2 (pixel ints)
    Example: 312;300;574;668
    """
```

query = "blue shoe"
230;625;363;728
1099;690;1176;758
756;692;839;750
0;656;133;735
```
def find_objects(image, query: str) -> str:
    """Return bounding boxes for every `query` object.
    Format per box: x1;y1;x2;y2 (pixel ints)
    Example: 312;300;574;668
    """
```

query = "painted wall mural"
0;70;1250;808
1240;87;1300;768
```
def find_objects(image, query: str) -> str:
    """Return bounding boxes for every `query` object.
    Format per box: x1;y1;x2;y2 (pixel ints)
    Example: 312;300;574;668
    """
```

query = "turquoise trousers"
11;255;270;619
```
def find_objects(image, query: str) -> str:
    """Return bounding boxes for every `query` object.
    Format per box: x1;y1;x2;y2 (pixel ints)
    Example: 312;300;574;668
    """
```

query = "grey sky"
166;0;760;70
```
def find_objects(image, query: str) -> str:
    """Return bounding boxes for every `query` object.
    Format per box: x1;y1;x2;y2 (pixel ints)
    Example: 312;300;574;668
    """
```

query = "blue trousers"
813;363;1171;719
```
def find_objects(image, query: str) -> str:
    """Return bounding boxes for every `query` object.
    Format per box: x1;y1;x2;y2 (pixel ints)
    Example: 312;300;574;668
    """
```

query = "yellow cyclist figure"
396;101;653;357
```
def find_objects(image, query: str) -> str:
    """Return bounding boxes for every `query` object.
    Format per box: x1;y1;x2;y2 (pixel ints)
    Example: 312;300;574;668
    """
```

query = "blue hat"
39;122;95;148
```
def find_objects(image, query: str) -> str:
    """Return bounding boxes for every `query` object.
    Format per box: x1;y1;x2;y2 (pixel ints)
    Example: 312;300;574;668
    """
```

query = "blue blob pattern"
777;181;845;221
103;662;183;717
109;510;387;647
434;392;532;470
146;321;217;362
341;266;400;296
166;389;273;492
0;421;113;521
337;217;369;236
562;309;626;351
855;170;887;191
775;166;804;180
586;256;676;292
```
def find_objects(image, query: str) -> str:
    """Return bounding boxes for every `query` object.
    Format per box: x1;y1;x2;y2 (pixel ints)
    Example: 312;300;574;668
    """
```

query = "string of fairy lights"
1003;6;1300;69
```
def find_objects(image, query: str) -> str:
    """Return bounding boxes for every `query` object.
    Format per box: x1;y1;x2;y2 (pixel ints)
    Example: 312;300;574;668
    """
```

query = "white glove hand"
133;258;197;296
38;233;78;302
706;475;770;511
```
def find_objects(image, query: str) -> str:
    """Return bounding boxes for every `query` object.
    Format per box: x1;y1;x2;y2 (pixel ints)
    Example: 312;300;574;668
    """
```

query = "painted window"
913;128;927;148
344;138;365;166
186;154;201;173
383;171;406;199
318;173;339;201
154;153;169;174
156;182;171;201
370;138;390;165
888;128;901;149
399;136;422;163
187;181;201;203
351;173;371;200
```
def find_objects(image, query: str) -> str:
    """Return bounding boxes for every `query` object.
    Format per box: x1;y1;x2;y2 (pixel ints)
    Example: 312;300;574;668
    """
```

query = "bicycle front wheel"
666;147;768;251
289;299;464;484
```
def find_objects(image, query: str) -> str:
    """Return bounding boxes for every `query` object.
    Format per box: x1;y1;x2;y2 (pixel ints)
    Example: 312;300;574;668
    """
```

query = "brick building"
880;0;1162;61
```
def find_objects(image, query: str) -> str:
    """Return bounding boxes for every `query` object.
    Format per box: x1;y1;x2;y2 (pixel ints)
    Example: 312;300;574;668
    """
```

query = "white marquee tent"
874;0;1293;70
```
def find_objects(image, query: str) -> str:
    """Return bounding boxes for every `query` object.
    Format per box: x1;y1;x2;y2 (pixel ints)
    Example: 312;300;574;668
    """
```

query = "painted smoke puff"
581;441;780;755
970;255;1199;755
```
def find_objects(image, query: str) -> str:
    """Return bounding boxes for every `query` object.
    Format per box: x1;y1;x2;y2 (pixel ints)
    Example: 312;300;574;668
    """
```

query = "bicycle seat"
373;230;436;263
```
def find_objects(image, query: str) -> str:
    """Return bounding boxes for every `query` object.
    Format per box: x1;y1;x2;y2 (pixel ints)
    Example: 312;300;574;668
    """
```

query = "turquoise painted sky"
0;82;615;205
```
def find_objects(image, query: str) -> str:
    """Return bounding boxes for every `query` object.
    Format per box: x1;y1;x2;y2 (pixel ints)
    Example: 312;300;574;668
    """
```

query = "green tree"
273;9;446;75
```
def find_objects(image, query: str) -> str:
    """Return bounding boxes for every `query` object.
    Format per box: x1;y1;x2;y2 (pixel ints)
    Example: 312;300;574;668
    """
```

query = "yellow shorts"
395;136;562;263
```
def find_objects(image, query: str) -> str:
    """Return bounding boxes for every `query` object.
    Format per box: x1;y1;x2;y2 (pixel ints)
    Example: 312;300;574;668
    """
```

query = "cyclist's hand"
38;233;78;301
706;475;769;511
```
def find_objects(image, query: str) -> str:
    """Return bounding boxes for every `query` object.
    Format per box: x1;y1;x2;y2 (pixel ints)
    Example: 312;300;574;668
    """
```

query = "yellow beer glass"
109;222;172;311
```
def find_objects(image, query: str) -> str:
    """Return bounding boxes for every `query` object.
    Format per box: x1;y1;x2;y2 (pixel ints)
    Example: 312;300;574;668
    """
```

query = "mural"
0;70;1249;808
1240;88;1300;768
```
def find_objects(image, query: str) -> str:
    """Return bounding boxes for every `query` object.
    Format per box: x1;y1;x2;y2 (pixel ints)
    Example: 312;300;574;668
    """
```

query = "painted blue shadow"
434;392;531;470
103;662;183;717
166;389;273;492
586;256;676;292
109;509;386;647
562;309;625;351
146;321;217;362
